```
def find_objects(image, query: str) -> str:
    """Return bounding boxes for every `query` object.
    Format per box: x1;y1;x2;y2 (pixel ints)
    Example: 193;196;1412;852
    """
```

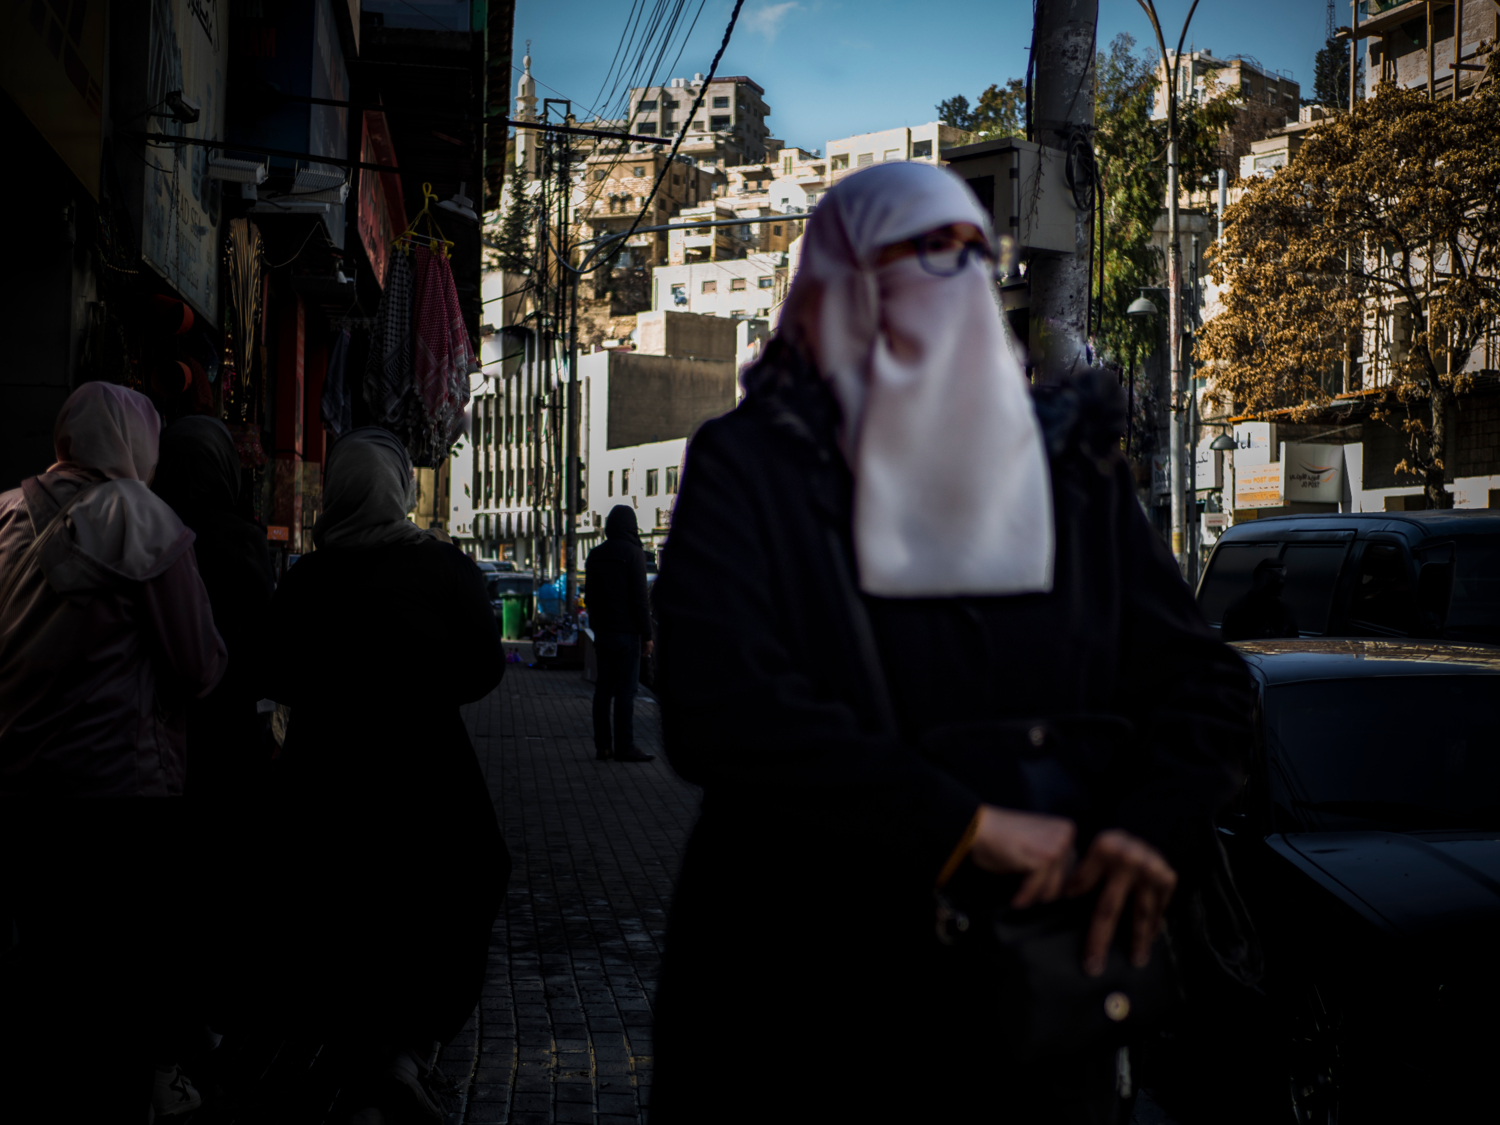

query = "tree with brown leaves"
1200;84;1500;508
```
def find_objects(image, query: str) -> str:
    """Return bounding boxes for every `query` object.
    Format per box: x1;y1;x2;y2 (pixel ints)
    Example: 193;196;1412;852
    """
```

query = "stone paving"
434;653;701;1125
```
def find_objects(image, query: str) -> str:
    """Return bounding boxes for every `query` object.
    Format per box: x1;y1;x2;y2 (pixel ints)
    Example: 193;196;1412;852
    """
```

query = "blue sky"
506;0;1334;154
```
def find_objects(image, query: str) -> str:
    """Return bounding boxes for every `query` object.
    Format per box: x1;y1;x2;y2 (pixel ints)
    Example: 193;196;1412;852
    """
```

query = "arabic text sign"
1282;442;1344;504
1235;461;1283;509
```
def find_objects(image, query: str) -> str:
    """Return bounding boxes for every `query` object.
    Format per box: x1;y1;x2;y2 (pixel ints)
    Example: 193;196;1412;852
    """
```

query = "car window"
1265;675;1500;831
1445;541;1500;643
1278;544;1348;635
486;577;532;598
1349;543;1412;635
1198;543;1283;626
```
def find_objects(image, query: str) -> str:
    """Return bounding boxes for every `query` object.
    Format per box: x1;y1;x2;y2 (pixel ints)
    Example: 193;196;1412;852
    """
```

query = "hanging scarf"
364;250;414;427
410;247;475;467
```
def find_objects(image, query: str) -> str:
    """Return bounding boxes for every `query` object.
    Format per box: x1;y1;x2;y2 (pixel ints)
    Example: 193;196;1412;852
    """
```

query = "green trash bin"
501;594;525;641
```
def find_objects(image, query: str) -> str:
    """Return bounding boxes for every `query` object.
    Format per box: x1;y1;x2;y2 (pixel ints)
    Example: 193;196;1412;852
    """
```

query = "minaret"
515;43;538;183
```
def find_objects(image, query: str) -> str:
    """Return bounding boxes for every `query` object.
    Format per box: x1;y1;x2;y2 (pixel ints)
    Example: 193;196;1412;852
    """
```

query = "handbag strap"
0;483;97;618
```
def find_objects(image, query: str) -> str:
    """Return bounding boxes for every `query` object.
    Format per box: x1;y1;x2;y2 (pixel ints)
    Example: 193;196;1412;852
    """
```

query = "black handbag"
937;882;1180;1062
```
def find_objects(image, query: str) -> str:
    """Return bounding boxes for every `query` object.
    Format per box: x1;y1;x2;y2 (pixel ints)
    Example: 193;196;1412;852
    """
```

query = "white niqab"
779;161;1053;597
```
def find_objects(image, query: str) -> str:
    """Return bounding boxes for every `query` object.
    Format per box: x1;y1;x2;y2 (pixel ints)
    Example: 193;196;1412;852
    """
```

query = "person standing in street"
650;162;1252;1121
259;427;508;1124
585;504;655;762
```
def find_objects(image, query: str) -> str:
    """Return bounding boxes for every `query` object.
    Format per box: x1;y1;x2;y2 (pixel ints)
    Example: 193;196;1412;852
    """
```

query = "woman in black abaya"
152;415;275;796
263;427;507;1121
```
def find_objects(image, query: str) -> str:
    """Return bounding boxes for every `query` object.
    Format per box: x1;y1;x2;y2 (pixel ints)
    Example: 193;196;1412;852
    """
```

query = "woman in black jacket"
650;162;1251;1121
262;427;507;1122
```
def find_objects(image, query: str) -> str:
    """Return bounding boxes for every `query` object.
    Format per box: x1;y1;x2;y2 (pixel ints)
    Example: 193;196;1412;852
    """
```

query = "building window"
645;469;659;496
806;192;821;206
730;277;747;291
639;100;657;111
783;156;792;174
729;309;745;318
673;173;681;184
607;470;613;497
701;279;717;293
621;469;631;493
772;225;782;236
911;139;932;158
883;148;901;162
671;284;688;306
830;154;849;171
757;276;773;289
637;123;657;134
593;169;607;181
711;115;731;130
693;119;705;131
666;466;679;494
633;166;646;177
857;153;874;167
506;469;514;499
713;96;729;108
662;97;677;109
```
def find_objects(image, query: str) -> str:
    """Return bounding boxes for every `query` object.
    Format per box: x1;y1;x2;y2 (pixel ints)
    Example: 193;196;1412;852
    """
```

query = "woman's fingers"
1010;848;1073;909
1083;865;1134;976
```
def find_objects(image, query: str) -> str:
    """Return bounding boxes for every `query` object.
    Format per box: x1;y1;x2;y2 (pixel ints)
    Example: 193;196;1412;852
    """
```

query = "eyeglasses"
912;233;996;277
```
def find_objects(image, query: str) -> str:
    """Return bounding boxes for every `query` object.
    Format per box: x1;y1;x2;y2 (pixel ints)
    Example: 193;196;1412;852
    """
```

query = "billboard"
141;0;229;324
0;0;106;197
1282;443;1345;504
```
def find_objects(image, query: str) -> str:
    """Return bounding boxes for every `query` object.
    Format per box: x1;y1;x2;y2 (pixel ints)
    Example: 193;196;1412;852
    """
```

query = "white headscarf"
313;427;434;550
779;160;1053;598
44;382;193;581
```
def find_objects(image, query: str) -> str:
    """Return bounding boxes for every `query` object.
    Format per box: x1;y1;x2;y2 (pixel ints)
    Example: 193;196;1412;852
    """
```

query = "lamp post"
1134;0;1201;577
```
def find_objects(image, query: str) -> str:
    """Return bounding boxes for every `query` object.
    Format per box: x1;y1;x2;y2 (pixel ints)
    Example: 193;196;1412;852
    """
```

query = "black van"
1195;511;1500;645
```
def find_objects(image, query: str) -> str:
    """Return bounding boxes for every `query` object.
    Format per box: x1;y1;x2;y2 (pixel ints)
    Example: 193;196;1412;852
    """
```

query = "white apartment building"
653;252;787;319
826;122;974;182
625;74;776;168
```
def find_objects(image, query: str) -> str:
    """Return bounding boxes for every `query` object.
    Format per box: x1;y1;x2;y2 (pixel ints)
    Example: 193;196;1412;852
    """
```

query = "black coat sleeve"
656;421;980;880
629;546;652;638
1106;464;1252;875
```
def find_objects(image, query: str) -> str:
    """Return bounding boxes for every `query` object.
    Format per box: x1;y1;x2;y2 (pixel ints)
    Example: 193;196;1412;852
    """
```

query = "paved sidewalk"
435;654;701;1125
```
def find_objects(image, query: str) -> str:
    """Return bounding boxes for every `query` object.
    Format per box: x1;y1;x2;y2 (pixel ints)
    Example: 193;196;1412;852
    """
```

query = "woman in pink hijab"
0;381;226;795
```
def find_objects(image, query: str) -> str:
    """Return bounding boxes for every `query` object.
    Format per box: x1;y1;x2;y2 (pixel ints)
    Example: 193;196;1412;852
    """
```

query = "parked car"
1196;511;1500;645
1158;638;1500;1122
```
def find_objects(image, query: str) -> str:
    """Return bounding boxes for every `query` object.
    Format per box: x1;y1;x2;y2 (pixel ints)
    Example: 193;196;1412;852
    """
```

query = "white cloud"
743;1;800;40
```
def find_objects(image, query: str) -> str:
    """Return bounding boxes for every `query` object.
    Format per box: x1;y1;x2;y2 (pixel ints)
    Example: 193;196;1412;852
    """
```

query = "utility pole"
1136;0;1199;576
1028;0;1098;380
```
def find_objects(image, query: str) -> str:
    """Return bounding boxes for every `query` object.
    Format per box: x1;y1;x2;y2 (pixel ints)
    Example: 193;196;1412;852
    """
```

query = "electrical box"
942;137;1077;256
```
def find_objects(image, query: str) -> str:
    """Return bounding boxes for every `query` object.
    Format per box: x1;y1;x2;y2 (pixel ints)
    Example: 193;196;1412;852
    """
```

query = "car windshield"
1264;676;1500;832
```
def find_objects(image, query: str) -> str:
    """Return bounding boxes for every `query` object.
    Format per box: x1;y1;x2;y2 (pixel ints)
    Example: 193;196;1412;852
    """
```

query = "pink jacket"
0;474;227;796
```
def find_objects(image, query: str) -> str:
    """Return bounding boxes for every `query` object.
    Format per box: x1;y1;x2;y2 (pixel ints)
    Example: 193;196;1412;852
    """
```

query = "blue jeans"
592;631;641;755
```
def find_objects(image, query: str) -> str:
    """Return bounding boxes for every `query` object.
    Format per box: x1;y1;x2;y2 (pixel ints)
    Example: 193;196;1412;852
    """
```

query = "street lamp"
1209;432;1237;451
1127;295;1160;318
1135;0;1201;577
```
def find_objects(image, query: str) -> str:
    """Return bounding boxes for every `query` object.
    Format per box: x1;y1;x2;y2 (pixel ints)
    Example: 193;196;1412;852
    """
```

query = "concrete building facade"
653;253;787;320
825;122;974;183
1152;50;1301;121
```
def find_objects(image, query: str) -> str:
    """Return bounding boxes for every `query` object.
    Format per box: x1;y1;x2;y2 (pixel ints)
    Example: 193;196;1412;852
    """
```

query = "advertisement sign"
141;0;228;323
1195;442;1223;491
1151;454;1171;498
0;0;105;197
1233;421;1277;466
1282;443;1344;504
1235;460;1284;509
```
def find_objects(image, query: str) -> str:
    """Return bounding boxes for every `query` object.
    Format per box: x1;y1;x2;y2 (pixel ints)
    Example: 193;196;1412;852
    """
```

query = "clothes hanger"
392;183;454;258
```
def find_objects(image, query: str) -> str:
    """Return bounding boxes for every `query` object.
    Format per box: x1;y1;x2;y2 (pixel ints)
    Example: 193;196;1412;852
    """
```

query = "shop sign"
1203;511;1229;531
0;0;105;197
141;0;228;324
1232;422;1277;466
1151;454;1170;497
266;525;290;543
1235;460;1284;509
1194;442;1223;491
1282;442;1344;504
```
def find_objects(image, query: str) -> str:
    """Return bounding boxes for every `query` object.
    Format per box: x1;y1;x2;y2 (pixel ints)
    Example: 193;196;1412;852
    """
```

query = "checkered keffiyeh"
410;247;476;466
363;249;414;427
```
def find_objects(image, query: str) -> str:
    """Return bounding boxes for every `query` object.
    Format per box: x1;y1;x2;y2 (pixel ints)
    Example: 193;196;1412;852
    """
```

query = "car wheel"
1285;982;1341;1124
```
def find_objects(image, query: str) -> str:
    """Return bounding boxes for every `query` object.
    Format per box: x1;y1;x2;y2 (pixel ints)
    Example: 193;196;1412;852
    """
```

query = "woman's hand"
1064;830;1178;976
967;805;1077;909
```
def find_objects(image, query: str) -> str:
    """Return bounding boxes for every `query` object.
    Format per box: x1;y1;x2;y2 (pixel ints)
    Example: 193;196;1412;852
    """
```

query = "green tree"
491;185;536;274
936;79;1027;140
1312;36;1360;109
1199;85;1500;508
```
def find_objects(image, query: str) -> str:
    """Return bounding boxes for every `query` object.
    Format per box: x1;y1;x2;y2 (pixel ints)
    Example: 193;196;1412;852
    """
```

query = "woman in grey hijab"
260;427;507;1122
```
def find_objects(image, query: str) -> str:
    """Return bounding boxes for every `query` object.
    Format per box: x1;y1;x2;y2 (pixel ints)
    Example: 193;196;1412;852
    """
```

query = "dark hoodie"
152;416;276;796
585;505;652;636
